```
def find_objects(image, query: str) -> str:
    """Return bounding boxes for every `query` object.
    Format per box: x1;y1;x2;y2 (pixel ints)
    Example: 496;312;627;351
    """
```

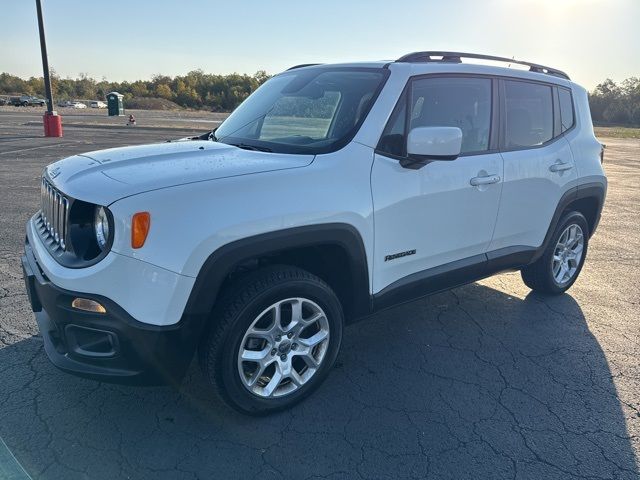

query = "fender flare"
183;223;372;318
531;181;606;263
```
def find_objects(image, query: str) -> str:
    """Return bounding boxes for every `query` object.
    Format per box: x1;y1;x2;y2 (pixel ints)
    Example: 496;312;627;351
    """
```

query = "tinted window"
558;88;575;132
377;91;407;157
410;78;491;154
504;81;553;148
377;77;492;156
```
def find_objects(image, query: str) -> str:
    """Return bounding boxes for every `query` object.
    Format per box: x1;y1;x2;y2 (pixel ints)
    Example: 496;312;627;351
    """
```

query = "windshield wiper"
193;128;218;141
229;143;272;152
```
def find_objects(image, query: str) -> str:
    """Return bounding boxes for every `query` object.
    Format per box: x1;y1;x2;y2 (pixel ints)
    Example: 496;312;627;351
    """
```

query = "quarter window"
377;91;407;157
558;88;575;132
504;80;553;148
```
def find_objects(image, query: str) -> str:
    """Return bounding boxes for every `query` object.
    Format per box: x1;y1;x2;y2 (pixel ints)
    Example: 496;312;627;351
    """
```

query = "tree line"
1;71;638;125
588;77;639;126
0;70;270;111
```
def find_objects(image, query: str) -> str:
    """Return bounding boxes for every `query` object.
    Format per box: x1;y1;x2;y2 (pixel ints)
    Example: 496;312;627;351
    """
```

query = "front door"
371;76;503;294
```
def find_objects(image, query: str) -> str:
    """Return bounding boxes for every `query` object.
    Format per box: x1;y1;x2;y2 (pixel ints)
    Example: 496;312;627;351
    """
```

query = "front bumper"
22;239;205;385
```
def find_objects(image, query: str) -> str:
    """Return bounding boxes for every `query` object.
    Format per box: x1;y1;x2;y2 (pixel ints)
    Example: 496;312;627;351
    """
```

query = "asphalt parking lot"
0;109;638;479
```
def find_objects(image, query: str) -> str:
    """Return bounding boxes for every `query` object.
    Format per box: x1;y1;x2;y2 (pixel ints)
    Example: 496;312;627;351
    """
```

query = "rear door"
371;75;503;294
489;79;577;252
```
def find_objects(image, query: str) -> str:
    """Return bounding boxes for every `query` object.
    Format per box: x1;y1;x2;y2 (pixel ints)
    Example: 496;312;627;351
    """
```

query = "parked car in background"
70;101;87;109
90;101;107;108
58;100;73;108
13;95;46;107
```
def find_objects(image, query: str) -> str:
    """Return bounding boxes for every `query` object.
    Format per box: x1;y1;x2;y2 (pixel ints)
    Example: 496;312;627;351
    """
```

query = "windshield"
214;67;388;154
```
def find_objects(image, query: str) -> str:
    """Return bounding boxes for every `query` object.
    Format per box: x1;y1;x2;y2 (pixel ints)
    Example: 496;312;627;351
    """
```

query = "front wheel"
521;211;589;294
199;265;344;415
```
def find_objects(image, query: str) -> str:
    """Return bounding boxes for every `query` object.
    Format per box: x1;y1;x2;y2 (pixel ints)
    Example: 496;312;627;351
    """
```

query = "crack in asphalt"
0;132;638;479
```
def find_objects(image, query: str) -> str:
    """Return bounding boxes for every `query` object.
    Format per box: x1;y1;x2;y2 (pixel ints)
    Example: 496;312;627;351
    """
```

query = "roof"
395;51;569;79
285;52;574;87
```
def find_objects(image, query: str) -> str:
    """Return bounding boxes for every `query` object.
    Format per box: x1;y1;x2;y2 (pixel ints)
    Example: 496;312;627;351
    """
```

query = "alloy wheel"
552;224;584;286
237;298;330;398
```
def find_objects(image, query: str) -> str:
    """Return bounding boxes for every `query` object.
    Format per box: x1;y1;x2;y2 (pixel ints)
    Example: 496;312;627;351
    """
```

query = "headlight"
94;206;111;250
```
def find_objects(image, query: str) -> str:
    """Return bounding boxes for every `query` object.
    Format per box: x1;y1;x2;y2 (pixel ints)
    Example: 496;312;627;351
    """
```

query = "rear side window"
377;76;492;156
504;80;553;148
558;88;575;132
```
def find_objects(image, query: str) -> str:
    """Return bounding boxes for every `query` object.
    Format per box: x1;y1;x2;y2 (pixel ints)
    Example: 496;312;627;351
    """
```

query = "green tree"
155;84;173;99
589;77;640;127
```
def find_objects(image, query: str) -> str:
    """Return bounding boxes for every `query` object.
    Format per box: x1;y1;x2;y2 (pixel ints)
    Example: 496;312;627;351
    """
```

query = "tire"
521;211;589;294
199;265;344;415
21;101;28;107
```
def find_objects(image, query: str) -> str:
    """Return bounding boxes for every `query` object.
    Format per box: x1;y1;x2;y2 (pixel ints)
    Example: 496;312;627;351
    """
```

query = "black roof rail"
395;51;570;80
286;63;322;71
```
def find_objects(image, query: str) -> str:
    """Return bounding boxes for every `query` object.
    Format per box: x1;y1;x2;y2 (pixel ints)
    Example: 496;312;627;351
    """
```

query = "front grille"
39;177;70;251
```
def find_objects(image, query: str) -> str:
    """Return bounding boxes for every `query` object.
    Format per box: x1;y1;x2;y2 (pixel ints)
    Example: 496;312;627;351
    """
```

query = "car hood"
44;141;314;205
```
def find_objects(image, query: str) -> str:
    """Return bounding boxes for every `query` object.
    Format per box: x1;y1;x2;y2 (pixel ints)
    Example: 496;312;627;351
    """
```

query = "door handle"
549;162;573;172
469;174;500;186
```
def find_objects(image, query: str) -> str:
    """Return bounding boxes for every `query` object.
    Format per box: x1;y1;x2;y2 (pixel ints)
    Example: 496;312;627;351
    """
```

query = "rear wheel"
521;211;589;294
199;265;344;414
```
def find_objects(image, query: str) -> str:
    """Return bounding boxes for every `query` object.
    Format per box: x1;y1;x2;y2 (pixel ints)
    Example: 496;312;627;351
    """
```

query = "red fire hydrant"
43;111;63;137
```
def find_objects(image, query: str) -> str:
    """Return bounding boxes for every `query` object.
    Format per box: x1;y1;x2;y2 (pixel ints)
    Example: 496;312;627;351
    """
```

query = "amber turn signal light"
131;212;151;249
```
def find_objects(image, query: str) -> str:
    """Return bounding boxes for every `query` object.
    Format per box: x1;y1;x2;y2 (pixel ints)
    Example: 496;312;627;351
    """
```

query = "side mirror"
403;127;462;168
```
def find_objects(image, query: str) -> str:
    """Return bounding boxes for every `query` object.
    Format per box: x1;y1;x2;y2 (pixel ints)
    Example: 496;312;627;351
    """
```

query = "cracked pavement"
0;110;638;479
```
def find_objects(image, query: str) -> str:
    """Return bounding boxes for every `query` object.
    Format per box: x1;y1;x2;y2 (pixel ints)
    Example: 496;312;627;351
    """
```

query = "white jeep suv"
22;52;606;414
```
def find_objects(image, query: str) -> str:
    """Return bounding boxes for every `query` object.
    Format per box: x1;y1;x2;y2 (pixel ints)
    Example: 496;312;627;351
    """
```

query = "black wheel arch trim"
530;181;605;264
577;182;606;236
183;223;372;319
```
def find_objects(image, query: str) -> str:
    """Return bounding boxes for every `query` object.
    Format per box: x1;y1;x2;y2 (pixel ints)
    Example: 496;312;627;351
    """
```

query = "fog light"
71;298;106;314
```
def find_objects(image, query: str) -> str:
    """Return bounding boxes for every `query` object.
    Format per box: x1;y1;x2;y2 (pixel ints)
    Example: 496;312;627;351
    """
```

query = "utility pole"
35;0;62;136
35;0;53;112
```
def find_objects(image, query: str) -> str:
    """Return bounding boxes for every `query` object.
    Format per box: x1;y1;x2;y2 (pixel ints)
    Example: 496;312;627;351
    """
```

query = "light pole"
35;0;62;136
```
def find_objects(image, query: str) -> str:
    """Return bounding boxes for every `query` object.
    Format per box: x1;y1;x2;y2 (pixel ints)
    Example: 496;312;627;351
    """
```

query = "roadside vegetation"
1;71;638;127
0;70;269;112
594;126;640;140
589;78;640;127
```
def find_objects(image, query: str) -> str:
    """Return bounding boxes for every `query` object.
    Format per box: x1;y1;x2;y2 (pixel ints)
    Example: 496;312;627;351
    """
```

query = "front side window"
377;77;492;157
504;80;553;148
214;68;388;154
410;77;492;154
558;88;575;132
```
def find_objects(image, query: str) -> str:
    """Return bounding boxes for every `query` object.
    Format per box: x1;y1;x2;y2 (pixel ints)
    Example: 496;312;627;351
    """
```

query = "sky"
1;0;639;90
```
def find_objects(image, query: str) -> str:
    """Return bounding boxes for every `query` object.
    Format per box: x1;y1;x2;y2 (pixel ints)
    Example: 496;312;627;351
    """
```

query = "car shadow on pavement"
0;283;637;480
